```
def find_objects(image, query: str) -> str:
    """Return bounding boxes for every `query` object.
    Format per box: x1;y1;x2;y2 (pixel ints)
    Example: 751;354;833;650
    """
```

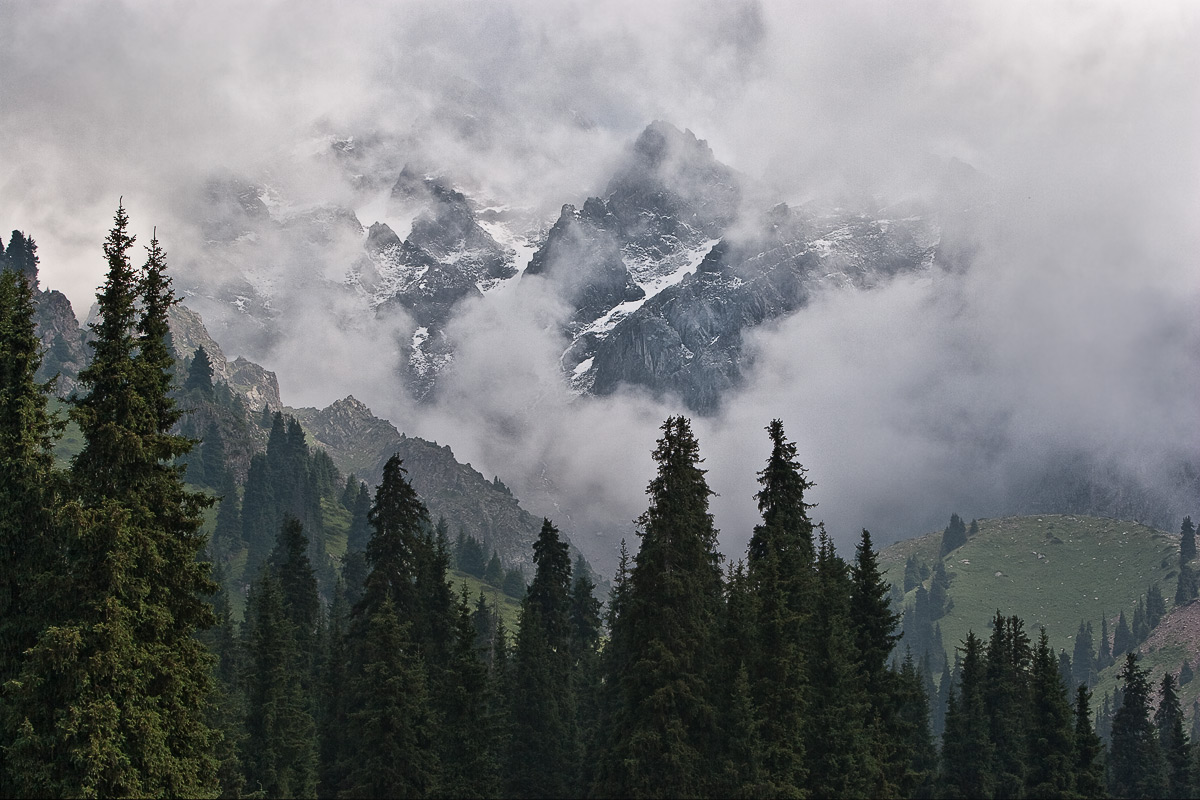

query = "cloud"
2;0;1198;572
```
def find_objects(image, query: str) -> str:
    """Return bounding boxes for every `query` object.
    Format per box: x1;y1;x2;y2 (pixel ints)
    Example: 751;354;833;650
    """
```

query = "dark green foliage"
0;270;61;675
927;561;951;621
507;518;578;797
1146;583;1166;629
503;566;526;597
317;586;352;797
0;268;63;796
1057;649;1073;696
1182;516;1196;565
889;651;937;799
455;531;487;578
939;512;968;557
437;586;501;798
484;549;504;586
1072;620;1095;690
346;482;371;554
268;516;321;660
1098;614;1115;669
983;613;1033;797
850;528;901;696
360;455;430;620
1113;611;1133;657
742;420;812;797
904;554;922;592
4;229;39;286
593;417;724;798
185;345;215;396
342;598;437;799
1154;672;1190;798
805;530;880;798
1109;652;1167;798
8;210;220;797
242;452;276;573
1182;659;1194;686
243;572;317;799
1026;629;1075;798
210;471;242;564
1073;685;1106;798
940;632;995;798
1176;562;1198;606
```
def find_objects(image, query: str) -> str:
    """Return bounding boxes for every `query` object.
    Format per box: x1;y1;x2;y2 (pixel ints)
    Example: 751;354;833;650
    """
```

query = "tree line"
2;208;1199;798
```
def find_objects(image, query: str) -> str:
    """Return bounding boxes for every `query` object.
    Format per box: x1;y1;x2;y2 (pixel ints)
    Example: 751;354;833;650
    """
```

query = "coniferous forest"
2;208;1198;799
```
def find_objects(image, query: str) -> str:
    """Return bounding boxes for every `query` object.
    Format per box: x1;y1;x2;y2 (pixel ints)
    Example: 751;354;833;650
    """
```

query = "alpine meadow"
2;1;1199;798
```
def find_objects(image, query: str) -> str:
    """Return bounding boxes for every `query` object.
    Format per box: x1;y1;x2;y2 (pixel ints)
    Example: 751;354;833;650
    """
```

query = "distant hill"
880;514;1178;663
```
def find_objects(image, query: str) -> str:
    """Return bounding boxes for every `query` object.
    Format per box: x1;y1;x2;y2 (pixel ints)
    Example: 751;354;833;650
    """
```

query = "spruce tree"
268;516;321;664
939;512;968;557
940;632;995;798
1109;652;1167;798
185;346;215;396
593;417;724;798
439;586;501;798
984;613;1032;797
360;455;429;620
243;572;317;798
339;453;440;796
1182;516;1197;565
1099;614;1114;668
484;549;504;586
849;528;901;697
805;530;880;798
8;209;219;796
1073;685;1106;797
1154;672;1190;798
0;268;63;795
1026;629;1075;798
1113;611;1133;657
507;519;578;797
342;597;437;799
744;420;812;795
1071;620;1095;690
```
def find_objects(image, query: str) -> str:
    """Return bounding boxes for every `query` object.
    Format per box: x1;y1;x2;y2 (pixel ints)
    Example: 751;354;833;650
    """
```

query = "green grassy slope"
881;514;1178;660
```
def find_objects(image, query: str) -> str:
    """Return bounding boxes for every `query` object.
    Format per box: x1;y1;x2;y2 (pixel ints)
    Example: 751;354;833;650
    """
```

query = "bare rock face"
32;288;88;396
169;304;282;411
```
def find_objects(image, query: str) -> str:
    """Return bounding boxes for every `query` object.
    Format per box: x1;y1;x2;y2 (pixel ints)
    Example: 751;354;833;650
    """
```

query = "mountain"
26;273;561;575
173;121;946;413
289;395;546;571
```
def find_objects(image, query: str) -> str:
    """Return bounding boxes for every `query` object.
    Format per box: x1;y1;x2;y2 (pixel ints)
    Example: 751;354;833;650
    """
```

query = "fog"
2;0;1198;571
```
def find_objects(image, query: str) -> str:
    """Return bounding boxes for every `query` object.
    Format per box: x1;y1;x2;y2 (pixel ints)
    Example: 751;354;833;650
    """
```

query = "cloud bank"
2;0;1198;571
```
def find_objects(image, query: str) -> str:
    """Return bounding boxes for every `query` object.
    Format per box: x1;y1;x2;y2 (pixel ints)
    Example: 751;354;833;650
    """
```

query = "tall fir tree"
507;518;579;798
1181;516;1197;565
1071;620;1095;690
743;420;812;795
1073;685;1107;797
339;453;439;797
1108;652;1167;799
593;417;724;798
242;572;317;799
805;529;880;798
1154;672;1190;798
940;631;995;798
0;267;63;795
7;208;219;796
1025;629;1075;798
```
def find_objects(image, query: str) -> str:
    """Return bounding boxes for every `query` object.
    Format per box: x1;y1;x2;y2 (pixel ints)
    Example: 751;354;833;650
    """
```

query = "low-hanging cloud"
2;0;1198;572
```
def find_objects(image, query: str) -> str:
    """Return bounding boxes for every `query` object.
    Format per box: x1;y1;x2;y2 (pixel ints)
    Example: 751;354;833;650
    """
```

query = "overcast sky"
2;0;1198;568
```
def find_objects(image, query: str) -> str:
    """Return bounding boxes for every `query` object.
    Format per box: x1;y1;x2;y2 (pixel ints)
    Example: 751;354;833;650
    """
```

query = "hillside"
880;514;1179;662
